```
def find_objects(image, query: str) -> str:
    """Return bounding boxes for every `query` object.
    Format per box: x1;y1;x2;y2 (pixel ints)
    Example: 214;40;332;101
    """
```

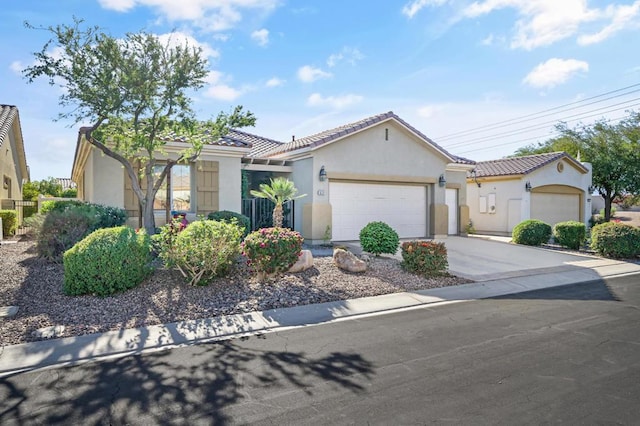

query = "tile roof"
472;152;584;178
222;129;284;158
261;111;467;163
0;105;18;147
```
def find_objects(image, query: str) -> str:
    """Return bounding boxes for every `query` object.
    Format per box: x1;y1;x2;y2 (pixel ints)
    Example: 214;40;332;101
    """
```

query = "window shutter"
196;160;219;215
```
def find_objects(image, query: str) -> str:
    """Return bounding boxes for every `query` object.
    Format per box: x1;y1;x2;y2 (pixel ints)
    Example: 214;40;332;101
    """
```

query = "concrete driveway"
433;236;598;281
342;236;600;282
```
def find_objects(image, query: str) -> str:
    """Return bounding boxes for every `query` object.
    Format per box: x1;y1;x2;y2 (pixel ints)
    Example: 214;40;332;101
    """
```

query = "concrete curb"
1;260;639;377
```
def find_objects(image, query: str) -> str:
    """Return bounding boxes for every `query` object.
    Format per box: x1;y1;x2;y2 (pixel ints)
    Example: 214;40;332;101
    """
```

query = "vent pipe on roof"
292;135;295;142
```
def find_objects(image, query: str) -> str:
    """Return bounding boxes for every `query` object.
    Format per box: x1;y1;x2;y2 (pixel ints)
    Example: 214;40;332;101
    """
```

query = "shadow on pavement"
0;337;374;425
490;279;620;302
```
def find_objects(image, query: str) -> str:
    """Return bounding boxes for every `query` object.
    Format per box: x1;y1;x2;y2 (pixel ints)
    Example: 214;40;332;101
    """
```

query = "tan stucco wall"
468;158;593;235
0;130;24;204
299;121;450;240
86;149;125;208
200;154;242;213
431;203;448;237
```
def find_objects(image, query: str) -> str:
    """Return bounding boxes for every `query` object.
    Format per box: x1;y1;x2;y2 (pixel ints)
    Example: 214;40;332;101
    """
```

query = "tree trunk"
603;192;614;222
142;195;157;235
272;204;283;228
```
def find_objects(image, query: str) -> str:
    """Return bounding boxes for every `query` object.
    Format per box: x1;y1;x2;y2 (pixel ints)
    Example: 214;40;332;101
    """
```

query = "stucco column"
431;203;448;238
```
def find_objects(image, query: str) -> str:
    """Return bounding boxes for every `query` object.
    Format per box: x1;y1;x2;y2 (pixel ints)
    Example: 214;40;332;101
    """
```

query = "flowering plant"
242;227;303;280
400;240;448;277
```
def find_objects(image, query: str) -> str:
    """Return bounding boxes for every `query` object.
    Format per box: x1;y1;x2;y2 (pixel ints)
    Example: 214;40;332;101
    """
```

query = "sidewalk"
2;252;639;377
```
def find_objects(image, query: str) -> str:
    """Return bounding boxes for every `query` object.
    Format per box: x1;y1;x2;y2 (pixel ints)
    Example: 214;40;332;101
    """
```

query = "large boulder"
333;248;367;273
289;250;314;273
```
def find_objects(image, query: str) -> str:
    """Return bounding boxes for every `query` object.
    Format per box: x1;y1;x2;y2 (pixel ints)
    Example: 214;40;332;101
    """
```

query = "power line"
443;97;640;149
456;114;629;155
434;82;640;141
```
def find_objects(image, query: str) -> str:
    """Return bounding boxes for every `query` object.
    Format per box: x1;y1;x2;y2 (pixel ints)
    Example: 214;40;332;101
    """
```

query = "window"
3;175;11;199
153;164;192;212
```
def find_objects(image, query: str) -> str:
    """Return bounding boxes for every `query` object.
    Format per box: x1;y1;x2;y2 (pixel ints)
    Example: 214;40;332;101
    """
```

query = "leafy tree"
512;135;581;158
23;19;255;234
513;113;640;221
250;177;306;228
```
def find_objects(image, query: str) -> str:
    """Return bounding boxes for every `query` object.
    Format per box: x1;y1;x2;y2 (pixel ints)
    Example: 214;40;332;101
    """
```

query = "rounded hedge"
243;227;303;279
208;210;251;237
553;220;586;250
512;219;552;246
63;227;152;296
359;221;400;255
590;222;640;259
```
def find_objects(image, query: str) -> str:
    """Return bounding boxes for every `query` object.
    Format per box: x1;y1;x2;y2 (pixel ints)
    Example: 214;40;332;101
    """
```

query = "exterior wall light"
438;174;446;187
319;165;327;182
525;181;532;192
471;169;481;188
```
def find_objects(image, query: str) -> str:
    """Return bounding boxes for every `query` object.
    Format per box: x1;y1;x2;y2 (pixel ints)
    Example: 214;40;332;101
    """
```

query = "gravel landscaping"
0;238;471;346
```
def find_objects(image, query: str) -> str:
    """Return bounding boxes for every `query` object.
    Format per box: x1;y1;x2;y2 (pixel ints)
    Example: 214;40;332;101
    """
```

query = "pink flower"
260;242;266;248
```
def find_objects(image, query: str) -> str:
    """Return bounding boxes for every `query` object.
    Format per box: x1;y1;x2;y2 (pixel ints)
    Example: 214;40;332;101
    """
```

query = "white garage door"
531;193;580;226
330;182;427;241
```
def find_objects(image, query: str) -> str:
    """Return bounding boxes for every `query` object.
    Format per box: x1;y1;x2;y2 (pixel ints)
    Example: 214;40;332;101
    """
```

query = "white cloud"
9;61;23;75
251;28;269;46
327;47;364;68
297;65;332;83
307;93;363;109
156;31;219;58
417;105;442;118
402;0;449;19
523;58;589;89
578;1;640;45
99;0;280;32
203;70;246;100
266;77;285;87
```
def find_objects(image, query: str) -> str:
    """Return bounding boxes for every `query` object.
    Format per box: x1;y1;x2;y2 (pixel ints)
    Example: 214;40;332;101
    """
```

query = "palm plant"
250;177;306;228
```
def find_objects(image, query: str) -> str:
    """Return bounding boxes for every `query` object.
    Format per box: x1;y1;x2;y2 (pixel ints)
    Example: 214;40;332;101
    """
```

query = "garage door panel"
531;193;579;226
330;182;428;241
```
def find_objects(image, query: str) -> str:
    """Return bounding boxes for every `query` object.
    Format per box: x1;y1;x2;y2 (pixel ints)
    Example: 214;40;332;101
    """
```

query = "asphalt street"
1;274;639;425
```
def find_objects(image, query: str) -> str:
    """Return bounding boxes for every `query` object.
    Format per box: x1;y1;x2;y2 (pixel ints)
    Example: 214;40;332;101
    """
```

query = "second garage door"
330;182;428;241
531;193;580;226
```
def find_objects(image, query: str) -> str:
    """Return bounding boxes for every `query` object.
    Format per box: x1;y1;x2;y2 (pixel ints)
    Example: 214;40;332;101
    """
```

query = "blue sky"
2;0;640;180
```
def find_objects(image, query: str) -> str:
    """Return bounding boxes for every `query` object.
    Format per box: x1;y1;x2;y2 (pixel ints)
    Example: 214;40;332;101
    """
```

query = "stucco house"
0;105;30;210
466;152;593;236
72;111;476;242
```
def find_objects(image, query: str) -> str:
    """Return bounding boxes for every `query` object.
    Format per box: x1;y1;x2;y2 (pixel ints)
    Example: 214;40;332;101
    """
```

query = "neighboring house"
72;111;475;242
0;105;30;210
55;177;77;192
466;152;593;236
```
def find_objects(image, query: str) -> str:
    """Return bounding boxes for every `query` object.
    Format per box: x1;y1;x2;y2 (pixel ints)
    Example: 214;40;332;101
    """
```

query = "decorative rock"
289;250;314;273
0;305;19;318
333;248;367;273
360;254;372;263
32;325;66;339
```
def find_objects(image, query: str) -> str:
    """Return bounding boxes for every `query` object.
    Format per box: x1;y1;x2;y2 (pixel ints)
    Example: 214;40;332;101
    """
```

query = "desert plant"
553;221;587;250
590;222;640;259
250;177;306;228
242;227;303;280
34;202;128;261
359;221;400;255
465;220;476;235
512;219;552;246
155;220;243;285
37;208;97;261
63;227;152;296
401;240;448;277
208;210;251;237
0;210;17;238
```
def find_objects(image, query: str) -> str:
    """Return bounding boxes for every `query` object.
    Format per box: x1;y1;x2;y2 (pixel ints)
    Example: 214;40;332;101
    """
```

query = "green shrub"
0;210;17;238
37;208;97;262
512;219;552;246
590;222;640;259
553;221;587;250
40;199;85;214
359;221;399;255
243;227;303;280
208;210;251;237
63;227;152;296
154;220;243;286
40;200;127;230
401;240;448;277
34;202;127;261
